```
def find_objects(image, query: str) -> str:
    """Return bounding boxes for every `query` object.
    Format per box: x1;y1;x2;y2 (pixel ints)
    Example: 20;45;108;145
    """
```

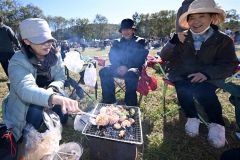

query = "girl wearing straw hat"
160;0;238;148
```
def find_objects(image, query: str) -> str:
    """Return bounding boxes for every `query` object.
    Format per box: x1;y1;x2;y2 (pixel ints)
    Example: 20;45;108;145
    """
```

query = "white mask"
190;25;211;35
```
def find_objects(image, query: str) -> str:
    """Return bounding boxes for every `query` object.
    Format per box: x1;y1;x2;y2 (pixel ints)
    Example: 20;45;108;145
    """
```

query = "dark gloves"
169;33;180;44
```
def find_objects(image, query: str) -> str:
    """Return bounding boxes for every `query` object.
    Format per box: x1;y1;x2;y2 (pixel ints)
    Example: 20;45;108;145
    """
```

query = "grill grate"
82;103;143;145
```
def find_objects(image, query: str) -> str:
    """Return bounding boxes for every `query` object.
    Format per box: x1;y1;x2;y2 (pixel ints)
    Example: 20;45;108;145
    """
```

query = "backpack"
0;123;17;160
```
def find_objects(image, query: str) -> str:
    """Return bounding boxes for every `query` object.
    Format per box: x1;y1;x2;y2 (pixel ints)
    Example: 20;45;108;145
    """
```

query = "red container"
97;58;106;67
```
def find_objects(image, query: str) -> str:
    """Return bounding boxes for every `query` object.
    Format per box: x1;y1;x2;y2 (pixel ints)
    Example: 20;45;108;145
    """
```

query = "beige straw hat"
179;0;226;29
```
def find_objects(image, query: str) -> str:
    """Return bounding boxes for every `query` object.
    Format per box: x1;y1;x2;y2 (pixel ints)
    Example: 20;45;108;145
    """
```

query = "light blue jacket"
2;50;66;141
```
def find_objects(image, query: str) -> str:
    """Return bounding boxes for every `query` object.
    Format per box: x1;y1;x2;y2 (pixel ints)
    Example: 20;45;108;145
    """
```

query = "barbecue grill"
82;103;143;145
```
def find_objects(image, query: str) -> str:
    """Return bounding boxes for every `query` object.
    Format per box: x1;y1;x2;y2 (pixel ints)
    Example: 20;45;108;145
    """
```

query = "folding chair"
151;55;209;125
114;77;144;105
213;65;240;130
114;78;126;94
137;58;158;105
98;53;157;106
94;56;125;99
111;69;148;105
145;54;173;108
64;60;98;101
96;55;143;105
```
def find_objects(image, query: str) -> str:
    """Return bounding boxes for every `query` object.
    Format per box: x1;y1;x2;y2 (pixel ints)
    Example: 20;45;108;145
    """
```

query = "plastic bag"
23;110;83;160
52;142;83;160
23;110;62;160
84;62;97;87
0;123;16;159
64;51;84;73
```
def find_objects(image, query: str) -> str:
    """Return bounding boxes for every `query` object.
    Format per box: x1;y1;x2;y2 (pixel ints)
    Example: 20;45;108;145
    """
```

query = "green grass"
75;47;110;59
1;46;240;160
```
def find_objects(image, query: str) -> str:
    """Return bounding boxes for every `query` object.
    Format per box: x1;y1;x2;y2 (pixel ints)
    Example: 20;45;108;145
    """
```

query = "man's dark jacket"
0;24;20;54
109;35;148;70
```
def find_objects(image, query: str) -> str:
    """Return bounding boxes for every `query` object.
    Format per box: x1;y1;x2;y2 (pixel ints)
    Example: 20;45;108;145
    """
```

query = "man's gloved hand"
117;66;128;76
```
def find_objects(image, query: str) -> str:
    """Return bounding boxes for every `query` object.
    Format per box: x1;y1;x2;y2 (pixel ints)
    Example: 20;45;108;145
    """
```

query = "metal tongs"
71;111;97;125
71;111;97;118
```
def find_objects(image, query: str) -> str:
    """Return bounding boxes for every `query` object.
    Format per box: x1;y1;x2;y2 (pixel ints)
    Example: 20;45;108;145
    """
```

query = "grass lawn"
1;46;240;160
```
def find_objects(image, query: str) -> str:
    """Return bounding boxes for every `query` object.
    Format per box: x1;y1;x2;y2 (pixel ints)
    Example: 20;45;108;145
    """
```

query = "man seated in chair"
99;18;148;106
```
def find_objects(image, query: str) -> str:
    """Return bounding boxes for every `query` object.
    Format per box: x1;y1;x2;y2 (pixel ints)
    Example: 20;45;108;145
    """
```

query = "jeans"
26;104;68;129
174;80;225;126
99;66;140;106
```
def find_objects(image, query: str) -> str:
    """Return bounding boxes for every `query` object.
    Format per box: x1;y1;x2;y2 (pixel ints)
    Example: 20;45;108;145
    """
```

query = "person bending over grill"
160;0;238;148
2;18;81;146
99;18;148;106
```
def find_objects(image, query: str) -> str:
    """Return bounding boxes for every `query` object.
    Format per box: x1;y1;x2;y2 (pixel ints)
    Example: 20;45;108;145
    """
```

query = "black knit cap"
119;18;136;33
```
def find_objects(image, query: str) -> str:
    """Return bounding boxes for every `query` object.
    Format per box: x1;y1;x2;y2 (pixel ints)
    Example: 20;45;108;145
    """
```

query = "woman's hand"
188;72;207;83
51;95;81;114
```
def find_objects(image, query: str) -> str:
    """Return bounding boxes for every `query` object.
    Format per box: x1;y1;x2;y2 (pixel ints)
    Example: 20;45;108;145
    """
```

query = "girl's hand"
117;65;128;76
188;72;207;83
177;32;188;43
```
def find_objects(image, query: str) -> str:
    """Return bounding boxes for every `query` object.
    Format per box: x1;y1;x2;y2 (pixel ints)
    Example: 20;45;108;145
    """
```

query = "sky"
19;0;240;24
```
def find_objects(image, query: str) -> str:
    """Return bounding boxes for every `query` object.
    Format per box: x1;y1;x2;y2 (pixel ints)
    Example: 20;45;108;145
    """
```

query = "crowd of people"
0;0;240;159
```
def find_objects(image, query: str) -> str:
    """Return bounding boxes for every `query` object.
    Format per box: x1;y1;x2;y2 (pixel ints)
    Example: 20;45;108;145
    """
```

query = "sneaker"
208;123;225;148
185;118;200;137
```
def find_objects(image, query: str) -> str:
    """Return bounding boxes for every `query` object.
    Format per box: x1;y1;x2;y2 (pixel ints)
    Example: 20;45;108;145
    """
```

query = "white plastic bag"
83;63;97;87
23;110;62;160
64;51;84;73
52;142;83;160
22;110;83;160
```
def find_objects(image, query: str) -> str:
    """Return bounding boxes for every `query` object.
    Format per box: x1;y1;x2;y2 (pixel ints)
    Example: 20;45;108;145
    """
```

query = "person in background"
160;0;238;148
0;16;21;77
99;18;148;106
60;40;70;60
224;27;233;36
234;30;240;45
2;18;81;145
80;37;86;52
